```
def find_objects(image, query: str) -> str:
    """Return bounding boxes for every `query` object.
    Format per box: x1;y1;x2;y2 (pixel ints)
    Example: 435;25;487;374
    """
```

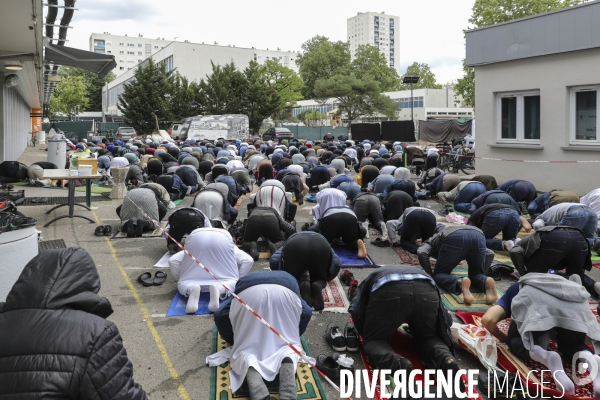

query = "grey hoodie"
512;273;600;352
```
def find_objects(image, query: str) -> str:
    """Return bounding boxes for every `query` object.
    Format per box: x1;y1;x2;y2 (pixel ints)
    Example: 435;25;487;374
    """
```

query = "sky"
56;0;476;84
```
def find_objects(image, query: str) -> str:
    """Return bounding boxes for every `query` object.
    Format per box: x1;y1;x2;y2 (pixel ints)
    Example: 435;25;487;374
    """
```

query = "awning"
45;43;116;78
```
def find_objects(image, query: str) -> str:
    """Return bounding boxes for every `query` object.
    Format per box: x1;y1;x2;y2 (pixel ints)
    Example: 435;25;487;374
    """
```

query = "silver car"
116;127;137;141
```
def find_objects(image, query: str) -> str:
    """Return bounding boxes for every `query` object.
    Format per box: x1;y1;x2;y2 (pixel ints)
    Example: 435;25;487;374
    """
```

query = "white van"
168;122;184;140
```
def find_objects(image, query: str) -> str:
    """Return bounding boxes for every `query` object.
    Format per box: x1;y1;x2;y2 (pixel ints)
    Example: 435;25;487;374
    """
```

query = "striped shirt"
371;273;436;293
255;184;287;217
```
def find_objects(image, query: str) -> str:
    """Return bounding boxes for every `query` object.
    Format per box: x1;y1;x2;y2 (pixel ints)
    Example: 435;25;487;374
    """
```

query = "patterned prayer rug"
322;277;349;313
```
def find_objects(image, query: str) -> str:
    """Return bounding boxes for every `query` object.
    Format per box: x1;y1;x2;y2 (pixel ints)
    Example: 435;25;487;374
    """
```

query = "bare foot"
461;278;474;305
357;239;367;259
485;277;498;305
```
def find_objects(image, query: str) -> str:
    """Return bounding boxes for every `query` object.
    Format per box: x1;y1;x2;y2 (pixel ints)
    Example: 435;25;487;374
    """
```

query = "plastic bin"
47;139;67;169
78;165;93;176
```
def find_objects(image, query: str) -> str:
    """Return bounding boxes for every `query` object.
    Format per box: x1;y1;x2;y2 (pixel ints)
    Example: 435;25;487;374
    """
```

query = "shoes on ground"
316;354;340;382
242;241;259;261
325;323;346;352
371;237;390;247
344;323;360;352
267;241;277;255
339;270;355;286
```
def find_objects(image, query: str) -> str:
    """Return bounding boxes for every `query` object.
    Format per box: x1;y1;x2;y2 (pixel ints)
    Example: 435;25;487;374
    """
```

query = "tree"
171;75;203;121
399;62;442;90
352;45;401;92
314;75;398;125
456;0;586;106
118;58;176;135
198;62;246;115
241;62;282;132
295;36;351;98
48;75;89;120
56;67;115;112
263;59;303;122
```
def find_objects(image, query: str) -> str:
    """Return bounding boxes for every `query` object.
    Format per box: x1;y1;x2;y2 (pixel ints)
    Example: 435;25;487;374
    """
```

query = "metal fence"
282;126;348;141
42;122;129;140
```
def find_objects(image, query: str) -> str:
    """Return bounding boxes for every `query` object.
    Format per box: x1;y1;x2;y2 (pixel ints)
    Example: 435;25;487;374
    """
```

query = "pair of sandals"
94;225;112;236
138;271;167;286
301;222;314;231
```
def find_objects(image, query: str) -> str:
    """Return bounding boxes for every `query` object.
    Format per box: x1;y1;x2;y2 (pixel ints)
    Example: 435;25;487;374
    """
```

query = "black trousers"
363;281;453;371
506;320;590;361
282;234;332;283
400;210;437;254
526;228;597;295
318;212;365;249
167;211;208;246
243;208;286;247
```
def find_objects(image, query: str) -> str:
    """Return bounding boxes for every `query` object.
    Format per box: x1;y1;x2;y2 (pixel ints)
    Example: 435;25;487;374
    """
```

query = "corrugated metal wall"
0;85;30;162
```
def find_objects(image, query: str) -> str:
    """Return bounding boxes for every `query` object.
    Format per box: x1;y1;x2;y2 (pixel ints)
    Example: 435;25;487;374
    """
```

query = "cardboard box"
77;158;98;174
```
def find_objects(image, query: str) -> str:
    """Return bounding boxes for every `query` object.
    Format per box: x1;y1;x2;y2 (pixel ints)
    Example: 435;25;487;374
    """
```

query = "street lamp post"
402;76;420;123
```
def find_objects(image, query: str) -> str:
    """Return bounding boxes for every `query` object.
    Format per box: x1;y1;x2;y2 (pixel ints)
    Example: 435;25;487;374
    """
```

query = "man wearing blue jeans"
438;181;487;213
467;204;532;251
418;225;496;306
533;203;598;242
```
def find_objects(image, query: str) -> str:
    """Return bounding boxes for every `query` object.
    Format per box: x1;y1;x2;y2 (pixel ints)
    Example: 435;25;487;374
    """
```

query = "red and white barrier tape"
474;156;600;164
123;196;349;398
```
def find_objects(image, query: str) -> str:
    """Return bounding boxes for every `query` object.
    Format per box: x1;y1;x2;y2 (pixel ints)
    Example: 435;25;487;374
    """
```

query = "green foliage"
469;0;585;27
117;58;175;135
171;75;203;121
295;36;351;98
241;62;282;132
399;62;442;90
314;75;398;123
263;59;303;106
198;62;246;115
56;67;115;112
454;60;475;107
352;45;401;92
48;75;89;120
296;110;327;122
456;0;586;107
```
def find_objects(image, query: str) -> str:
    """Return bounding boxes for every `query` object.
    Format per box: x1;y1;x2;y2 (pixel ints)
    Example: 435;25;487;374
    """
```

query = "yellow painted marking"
92;211;190;400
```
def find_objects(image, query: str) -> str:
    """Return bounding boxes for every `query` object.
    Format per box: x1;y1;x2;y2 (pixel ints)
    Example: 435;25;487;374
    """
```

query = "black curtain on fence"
418;120;472;143
381;121;416;142
350;123;380;142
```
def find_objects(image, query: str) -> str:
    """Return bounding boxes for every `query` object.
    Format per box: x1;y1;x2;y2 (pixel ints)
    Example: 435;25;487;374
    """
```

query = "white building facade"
292;88;473;122
465;0;600;194
90;33;175;77
347;12;399;73
103;41;300;117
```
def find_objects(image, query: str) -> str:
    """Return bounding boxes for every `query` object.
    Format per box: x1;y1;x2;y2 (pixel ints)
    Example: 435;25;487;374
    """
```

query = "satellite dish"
4;74;18;88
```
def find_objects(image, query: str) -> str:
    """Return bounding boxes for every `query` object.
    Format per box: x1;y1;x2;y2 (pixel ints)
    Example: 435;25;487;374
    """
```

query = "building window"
496;91;541;143
127;43;134;47
119;66;124;70
119;42;124;46
138;59;142;63
107;50;112;54
138;52;142;55
119;50;124;55
570;86;599;144
127;51;134;55
154;45;159;49
146;44;151;51
138;43;142;47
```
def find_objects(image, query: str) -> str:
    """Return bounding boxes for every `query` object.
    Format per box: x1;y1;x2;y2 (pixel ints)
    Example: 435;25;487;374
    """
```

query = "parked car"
323;133;334;141
168;122;184;140
262;127;294;141
116;127;136;141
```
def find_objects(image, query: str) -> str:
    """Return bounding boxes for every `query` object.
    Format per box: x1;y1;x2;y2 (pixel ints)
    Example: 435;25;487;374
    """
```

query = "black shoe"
311;281;325;311
438;209;449;216
94;226;104;236
297;193;304;205
300;280;312;307
316;355;340;382
325;323;346;351
242;241;259;261
126;220;135;237
135;220;143;237
267;241;277;255
344;323;360;352
371;237;389;247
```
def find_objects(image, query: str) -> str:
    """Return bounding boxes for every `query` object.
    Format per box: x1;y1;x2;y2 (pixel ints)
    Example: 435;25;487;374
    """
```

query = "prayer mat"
166;291;224;317
210;327;327;400
331;244;376;268
322;277;349;313
173;199;184;205
358;327;481;400
440;285;504;312
111;220;167;239
392;246;465;268
74;185;112;194
456;311;596;400
592;254;600;262
38;239;67;252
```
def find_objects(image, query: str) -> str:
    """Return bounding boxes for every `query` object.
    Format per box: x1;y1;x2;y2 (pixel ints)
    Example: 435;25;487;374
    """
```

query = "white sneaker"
186;285;201;314
380;221;388;241
362;221;370;239
208;284;221;312
503;240;515;251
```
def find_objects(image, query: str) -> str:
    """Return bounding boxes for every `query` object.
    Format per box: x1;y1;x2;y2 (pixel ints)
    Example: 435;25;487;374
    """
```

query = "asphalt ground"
12;145;600;399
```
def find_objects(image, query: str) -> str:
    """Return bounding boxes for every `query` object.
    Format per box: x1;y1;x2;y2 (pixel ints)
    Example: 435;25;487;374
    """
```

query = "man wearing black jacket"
0;247;147;399
349;265;458;374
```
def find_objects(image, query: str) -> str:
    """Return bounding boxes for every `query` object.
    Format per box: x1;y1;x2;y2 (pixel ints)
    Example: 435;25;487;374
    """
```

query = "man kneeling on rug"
209;271;313;400
482;275;600;397
349;265;460;374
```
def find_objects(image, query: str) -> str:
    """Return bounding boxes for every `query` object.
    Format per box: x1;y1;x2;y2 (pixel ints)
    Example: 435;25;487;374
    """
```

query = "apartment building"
347;12;399;72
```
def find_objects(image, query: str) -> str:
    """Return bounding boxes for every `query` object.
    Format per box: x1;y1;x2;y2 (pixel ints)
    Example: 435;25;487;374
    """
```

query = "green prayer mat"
74;186;112;194
210;326;327;400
